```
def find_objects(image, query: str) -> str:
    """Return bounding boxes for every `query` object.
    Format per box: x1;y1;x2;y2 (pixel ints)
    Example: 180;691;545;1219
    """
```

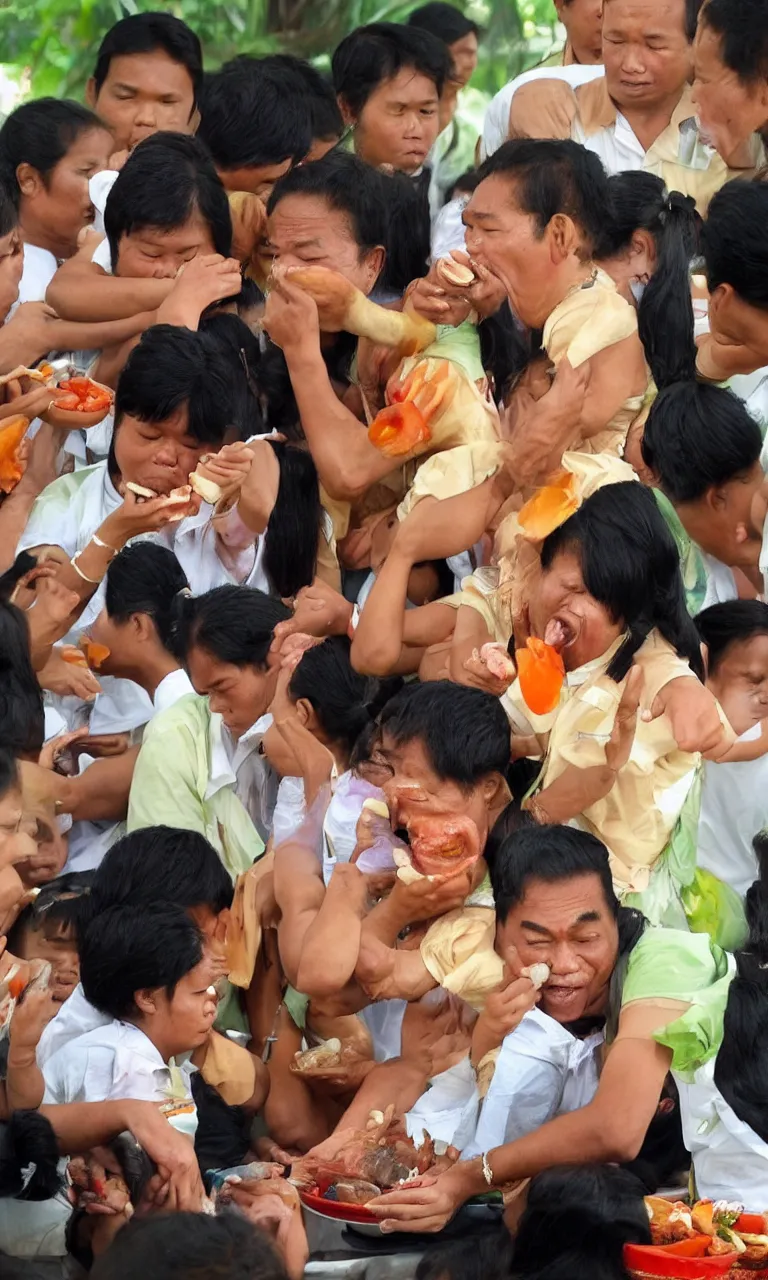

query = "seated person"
366;823;737;1232
640;380;764;611
692;0;768;171
127;588;289;870
505;0;761;210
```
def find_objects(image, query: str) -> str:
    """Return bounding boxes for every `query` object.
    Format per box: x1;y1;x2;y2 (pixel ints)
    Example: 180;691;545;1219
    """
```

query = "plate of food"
629;1197;768;1279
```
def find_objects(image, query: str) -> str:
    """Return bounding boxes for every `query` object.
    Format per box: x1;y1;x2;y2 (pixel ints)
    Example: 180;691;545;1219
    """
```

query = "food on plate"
516;636;566;716
53;376;113;415
643;1197;768;1270
0;415;29;494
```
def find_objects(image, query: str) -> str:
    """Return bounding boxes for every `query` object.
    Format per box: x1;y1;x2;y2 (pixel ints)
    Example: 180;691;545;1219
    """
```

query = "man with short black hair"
692;0;768;171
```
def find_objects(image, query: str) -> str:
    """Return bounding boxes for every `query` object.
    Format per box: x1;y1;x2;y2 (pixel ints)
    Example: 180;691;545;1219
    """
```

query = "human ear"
16;163;42;200
337;95;356;127
134;988;158;1017
362;245;385;291
85;78;98;110
548;213;579;263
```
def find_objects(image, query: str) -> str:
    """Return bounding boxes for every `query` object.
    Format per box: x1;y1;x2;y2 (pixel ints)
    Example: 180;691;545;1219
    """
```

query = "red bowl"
299;1186;379;1225
624;1242;738;1278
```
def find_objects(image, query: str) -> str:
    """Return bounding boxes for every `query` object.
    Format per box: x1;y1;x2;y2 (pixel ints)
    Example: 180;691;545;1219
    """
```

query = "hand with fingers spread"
263;275;321;355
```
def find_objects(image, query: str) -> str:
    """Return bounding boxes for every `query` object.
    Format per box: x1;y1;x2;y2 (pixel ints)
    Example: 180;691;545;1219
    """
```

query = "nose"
403;109;422;139
550;941;581;976
152;257;180;280
133;99;158;129
621;42;647;75
208;692;227;717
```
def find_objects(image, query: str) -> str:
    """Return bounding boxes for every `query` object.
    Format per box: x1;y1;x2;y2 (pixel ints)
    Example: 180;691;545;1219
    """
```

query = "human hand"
13;423;59;498
605;665;642;772
459;645;516;697
406;274;472;328
27;576;82;652
263;275;321;354
101;486;199;548
647;673;729;758
158;254;243;328
38;727;91;772
121;1104;205;1212
473;959;540;1059
0;378;58;424
508;79;577;141
401;995;473;1077
369;1163;472;1233
388;868;473;926
503;358;589;488
270;581;353;650
38;649;101;701
9;983;57;1050
196;442;255;505
69;732;130;761
1;302;61;365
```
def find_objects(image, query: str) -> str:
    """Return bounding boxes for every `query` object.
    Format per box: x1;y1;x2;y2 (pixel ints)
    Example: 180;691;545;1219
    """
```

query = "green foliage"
0;0;559;99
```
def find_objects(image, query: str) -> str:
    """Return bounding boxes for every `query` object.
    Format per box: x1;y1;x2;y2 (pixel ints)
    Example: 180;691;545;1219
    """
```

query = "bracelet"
481;1152;495;1187
70;551;103;585
91;532;117;554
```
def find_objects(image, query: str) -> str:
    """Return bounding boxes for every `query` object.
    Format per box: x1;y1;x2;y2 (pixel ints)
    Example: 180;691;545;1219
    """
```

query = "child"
5;870;92;1005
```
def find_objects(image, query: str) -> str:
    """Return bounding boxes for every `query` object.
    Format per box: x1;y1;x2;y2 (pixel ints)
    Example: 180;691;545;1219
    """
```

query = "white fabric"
430;194;468;261
701;553;738;610
480;64;605;159
0;1193;71;1259
676;1045;768;1207
406;1054;479;1152
9;243;58;314
89;169;119;236
206;712;277;843
359;1000;406;1062
697;723;766;899
321;770;375;885
37;982;109;1068
153;667;195;716
464;1007;603;1157
272;774;308;848
43;1018;198;1137
91;234;114;275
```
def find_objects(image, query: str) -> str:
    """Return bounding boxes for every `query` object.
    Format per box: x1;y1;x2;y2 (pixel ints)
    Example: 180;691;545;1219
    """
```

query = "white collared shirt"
480;64;604;159
153;668;195;717
206;712;277;844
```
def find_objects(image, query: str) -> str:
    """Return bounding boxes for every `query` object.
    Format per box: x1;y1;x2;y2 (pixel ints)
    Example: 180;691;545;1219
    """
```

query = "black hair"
597;172;699;387
6;869;93;956
332;22;451;116
112;324;241;465
511;1165;651;1280
92;12;202;107
0;1110;61;1201
289;636;402;759
104;132;231;267
0;177;17;237
378;680;511;785
0;552;45;759
0;99;105;208
105;543;189;661
178;585;290;670
541;482;705;682
251;54;343;142
685;0;705;41
0;746;18;801
80;902;204;1022
417;1227;513;1280
477;138;608;258
90;1212;289;1280
407;2;480;45
641;382;762;503
714;832;768;1144
701;179;768;308
256;440;321;599
196;312;265;439
699;0;768;82
695;599;768;675
68;827;233;946
490;823;619;926
198;58;311;172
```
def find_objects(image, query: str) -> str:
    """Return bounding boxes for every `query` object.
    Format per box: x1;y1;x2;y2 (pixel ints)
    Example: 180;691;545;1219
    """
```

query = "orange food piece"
368;402;431;458
518;473;580;540
736;1214;767;1235
516;637;565;715
8;972;27;1000
79;638;111;670
55;376;112;412
0;415;29;494
61;646;89;669
54;393;80;411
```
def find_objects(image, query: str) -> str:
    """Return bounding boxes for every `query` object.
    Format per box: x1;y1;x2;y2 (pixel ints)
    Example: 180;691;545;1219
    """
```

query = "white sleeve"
43;1045;119;1104
89;170;119;236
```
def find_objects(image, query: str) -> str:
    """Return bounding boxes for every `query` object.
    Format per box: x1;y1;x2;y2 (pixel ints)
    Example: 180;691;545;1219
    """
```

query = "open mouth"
543;616;578;652
542;984;585;1008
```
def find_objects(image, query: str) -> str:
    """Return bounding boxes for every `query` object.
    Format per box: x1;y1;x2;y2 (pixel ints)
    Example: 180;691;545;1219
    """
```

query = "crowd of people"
0;0;767;1276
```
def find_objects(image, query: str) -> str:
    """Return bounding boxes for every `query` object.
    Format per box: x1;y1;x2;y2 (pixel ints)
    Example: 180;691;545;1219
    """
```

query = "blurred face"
115;210;215;279
602;0;692;112
20;127;112;257
530;549;624;671
15;813;68;890
15;919;80;1003
707;634;768;737
693;24;768;162
89;607;146;678
89;49;197;154
556;0;604;65
266;194;383;295
114;405;212;494
377;733;495;850
0;226;23;321
464;174;579;328
347;68;440;175
217;159;292;200
139;954;218;1059
448;32;479;87
0;784;36;870
187;644;279;740
496;872;620;1022
677;463;765;570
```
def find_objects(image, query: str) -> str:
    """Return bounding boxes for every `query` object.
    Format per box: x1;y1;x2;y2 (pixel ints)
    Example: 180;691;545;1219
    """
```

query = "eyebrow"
462;209;494;224
293;238;323;250
520;910;602;936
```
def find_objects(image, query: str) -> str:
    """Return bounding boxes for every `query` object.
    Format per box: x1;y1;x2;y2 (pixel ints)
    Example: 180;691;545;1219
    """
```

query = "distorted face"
555;0;604;65
0;784;36;871
217;159;293;200
15;813;68;890
677;463;765;569
693;23;768;163
707;285;768;370
115;209;216;279
89;49;197;154
530;548;624;671
345;67;441;175
707;634;768;736
0;226;24;321
448;32;479;87
465;173;581;328
266;193;384;295
90;606;151;678
599;227;657;304
496;871;620;1022
187;644;279;740
14;917;80;1003
377;732;496;851
114;405;213;494
136;954;218;1059
602;0;692;112
18;127;112;257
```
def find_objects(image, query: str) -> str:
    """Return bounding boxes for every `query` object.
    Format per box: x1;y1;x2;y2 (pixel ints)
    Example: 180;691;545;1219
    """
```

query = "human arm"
508;79;578;140
50;749;139;824
155;254;243;331
0;428;59;573
355;929;437;1003
646;674;734;761
46;248;173;322
575;336;648;443
273;789;331;986
6;987;58;1111
294;862;370;999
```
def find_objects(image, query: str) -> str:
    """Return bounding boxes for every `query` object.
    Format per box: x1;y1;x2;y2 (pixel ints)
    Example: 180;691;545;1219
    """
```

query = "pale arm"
46;252;173;322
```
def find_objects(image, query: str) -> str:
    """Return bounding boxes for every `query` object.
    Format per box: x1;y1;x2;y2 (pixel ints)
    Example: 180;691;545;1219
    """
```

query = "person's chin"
540;985;589;1020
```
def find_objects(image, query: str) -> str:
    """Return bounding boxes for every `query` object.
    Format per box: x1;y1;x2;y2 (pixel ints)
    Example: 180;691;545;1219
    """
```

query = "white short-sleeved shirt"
697;724;767;899
480;64;605;160
37;982;108;1068
8;243;58;315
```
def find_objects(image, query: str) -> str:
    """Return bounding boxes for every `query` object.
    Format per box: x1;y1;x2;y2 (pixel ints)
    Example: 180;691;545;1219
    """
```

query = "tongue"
544;619;569;649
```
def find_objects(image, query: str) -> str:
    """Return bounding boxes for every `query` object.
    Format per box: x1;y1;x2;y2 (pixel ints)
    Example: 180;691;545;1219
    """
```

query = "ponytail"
263;441;322;599
638;191;698;388
714;832;768;1143
0;1110;61;1200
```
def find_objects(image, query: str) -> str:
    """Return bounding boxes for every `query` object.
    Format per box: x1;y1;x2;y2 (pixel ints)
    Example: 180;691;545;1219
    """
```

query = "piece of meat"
327;1179;380;1205
404;814;481;879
